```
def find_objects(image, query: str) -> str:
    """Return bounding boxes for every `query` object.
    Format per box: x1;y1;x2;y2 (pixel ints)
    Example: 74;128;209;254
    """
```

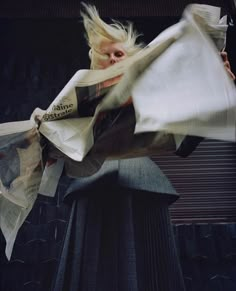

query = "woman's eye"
115;51;124;58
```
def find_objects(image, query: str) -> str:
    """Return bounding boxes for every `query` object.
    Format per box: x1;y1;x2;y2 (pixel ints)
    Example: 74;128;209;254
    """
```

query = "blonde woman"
54;4;234;291
53;5;186;291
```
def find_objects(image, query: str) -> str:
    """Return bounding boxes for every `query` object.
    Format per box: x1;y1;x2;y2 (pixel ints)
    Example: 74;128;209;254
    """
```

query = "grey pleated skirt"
53;157;186;291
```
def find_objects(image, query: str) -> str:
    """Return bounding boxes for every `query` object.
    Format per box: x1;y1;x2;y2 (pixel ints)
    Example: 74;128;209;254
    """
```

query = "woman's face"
97;41;127;69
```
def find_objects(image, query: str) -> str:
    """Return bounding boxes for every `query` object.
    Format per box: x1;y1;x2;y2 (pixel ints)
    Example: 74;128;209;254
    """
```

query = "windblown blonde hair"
80;3;143;69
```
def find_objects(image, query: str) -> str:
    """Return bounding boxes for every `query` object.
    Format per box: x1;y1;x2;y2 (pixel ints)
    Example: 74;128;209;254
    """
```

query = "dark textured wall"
1;1;236;290
0;0;232;17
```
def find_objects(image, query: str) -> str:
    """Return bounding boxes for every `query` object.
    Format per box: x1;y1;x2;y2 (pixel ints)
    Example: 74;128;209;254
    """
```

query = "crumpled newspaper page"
0;121;42;259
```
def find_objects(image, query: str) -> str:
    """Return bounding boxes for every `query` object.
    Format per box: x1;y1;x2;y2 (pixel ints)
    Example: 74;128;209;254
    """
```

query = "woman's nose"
110;55;117;65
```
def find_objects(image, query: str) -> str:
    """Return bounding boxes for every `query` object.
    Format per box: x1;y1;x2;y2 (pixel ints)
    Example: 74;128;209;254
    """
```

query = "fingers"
224;61;231;72
225;67;236;80
221;51;228;62
220;51;235;81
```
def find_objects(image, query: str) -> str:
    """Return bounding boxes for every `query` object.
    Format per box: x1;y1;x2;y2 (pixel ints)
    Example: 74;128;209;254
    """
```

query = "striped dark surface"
1;190;236;291
0;0;232;18
152;139;236;222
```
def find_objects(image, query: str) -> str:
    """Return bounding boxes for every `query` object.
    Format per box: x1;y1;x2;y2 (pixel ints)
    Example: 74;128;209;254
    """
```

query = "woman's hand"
221;51;235;81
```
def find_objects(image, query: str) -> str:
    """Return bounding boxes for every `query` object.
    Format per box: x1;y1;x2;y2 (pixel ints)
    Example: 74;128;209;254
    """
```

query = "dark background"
0;1;236;290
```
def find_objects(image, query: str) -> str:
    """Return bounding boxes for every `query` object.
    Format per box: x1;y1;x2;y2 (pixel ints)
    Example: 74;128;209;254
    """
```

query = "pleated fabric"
53;158;185;291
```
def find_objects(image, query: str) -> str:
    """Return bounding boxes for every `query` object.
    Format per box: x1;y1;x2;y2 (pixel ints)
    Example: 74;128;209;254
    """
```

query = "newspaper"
133;5;236;139
35;4;236;164
0;120;42;259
